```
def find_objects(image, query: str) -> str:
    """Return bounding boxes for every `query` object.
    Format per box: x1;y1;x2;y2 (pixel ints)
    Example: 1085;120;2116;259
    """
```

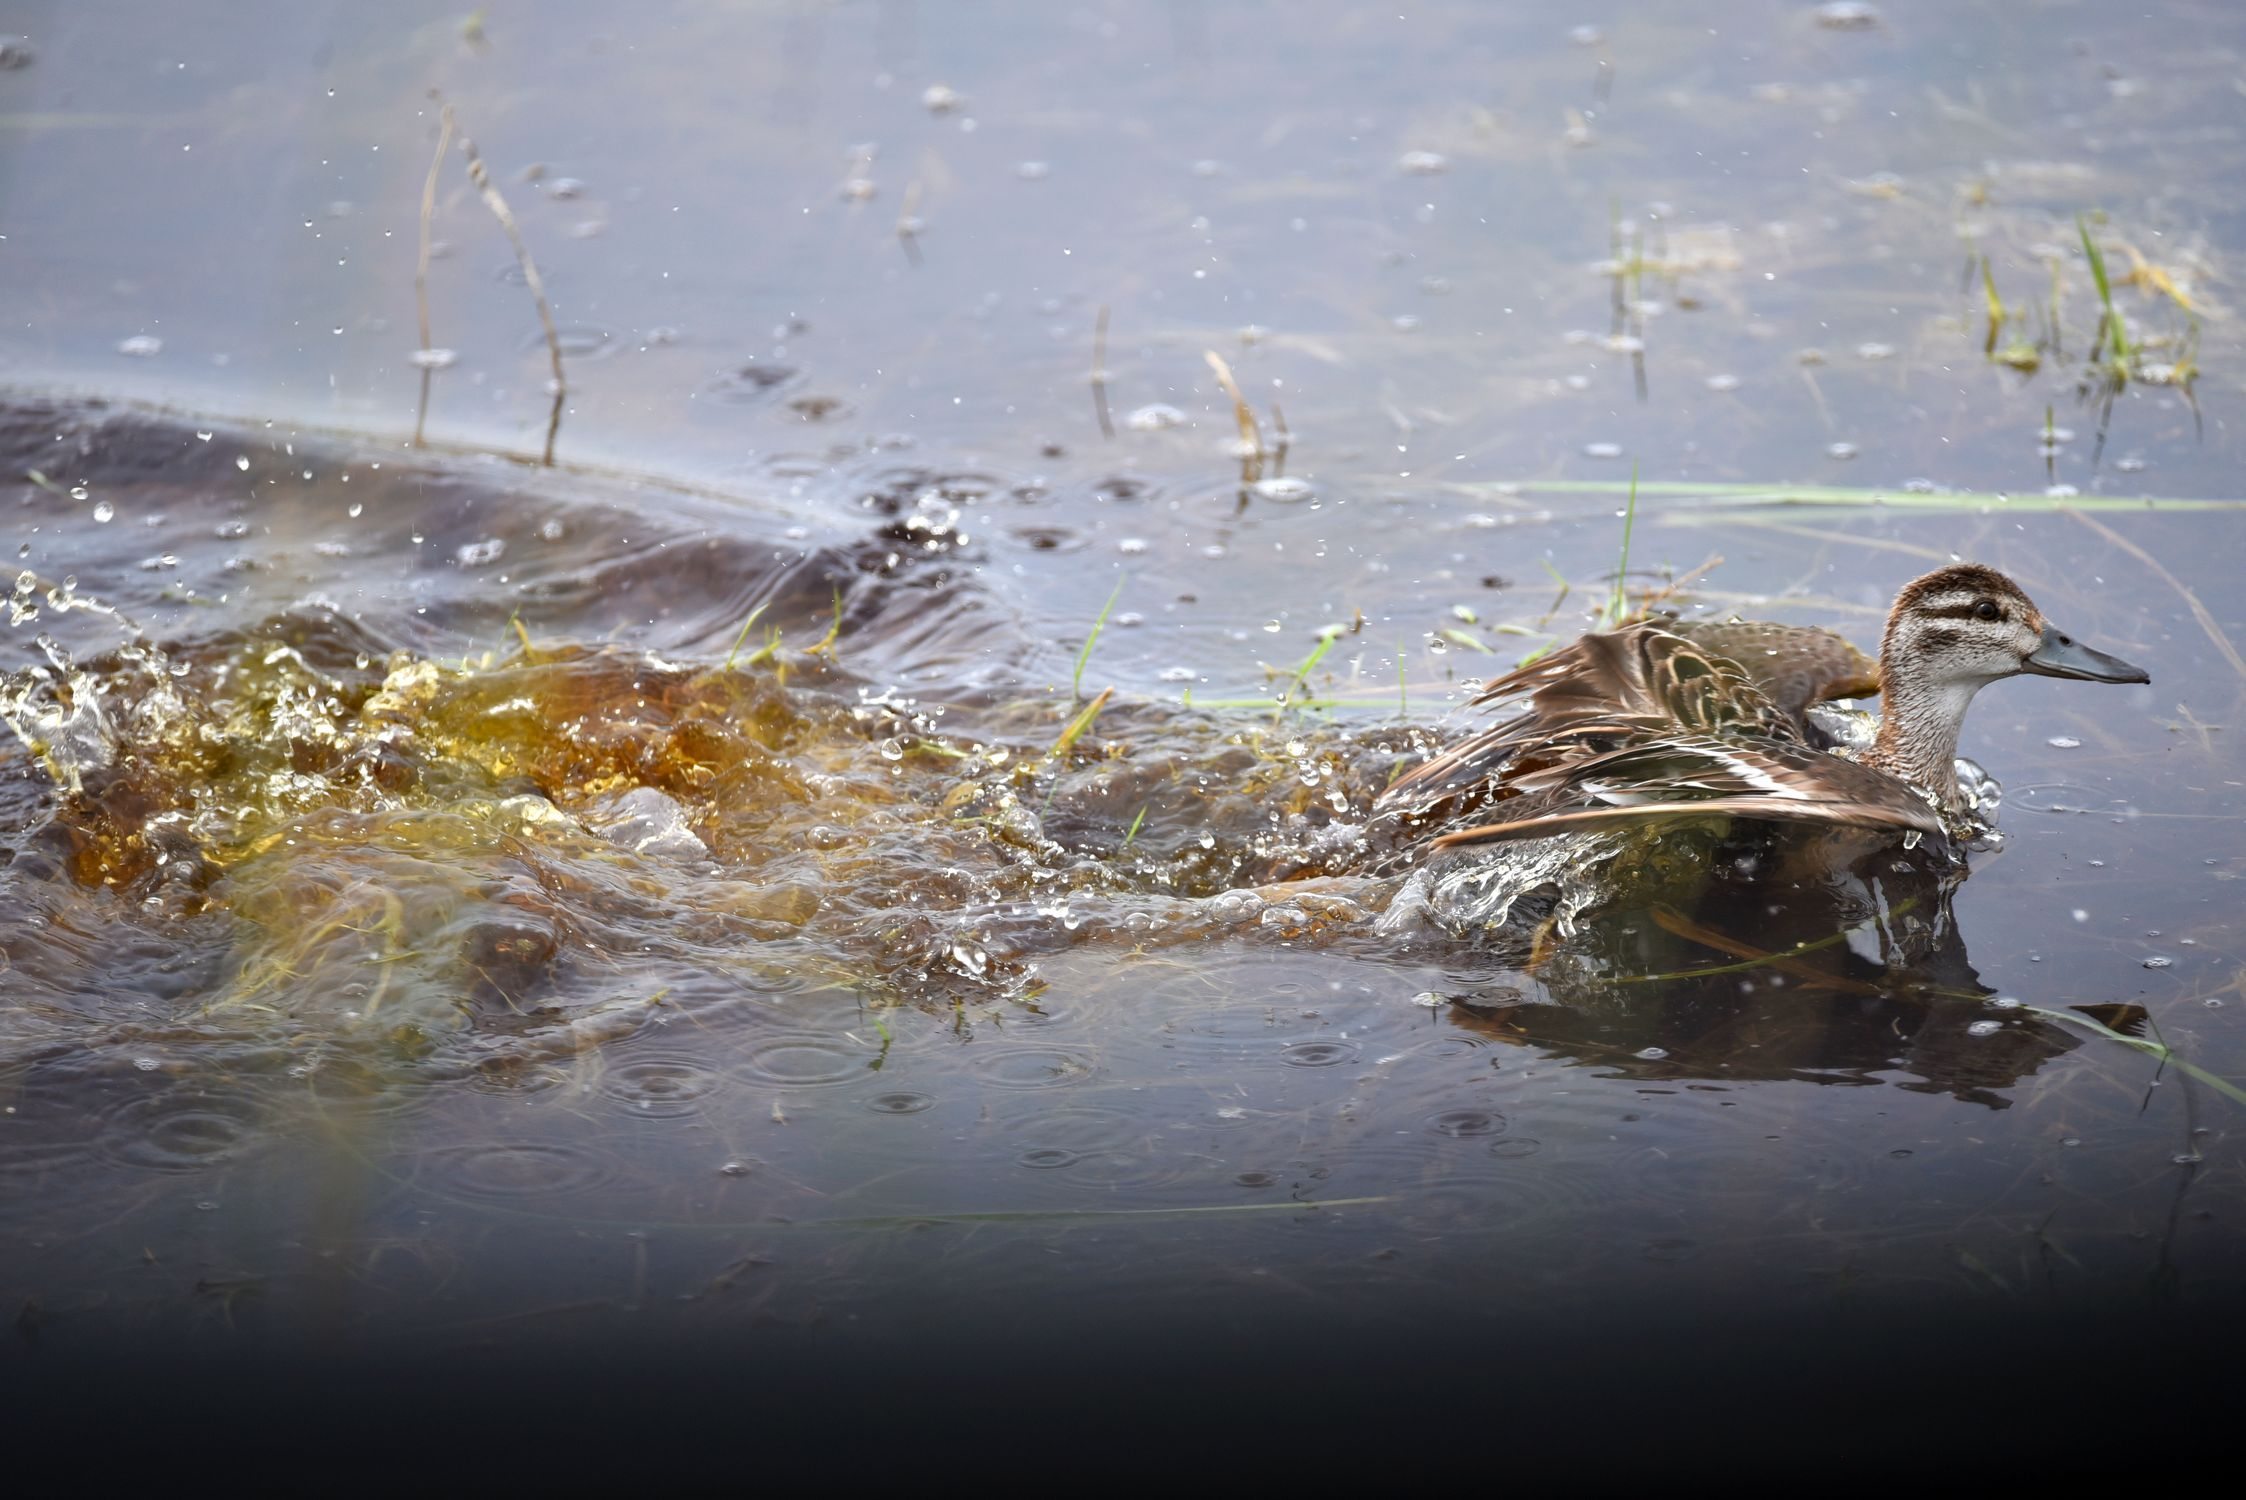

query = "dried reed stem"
441;96;566;466
1202;349;1263;469
1091;304;1113;439
412;107;455;448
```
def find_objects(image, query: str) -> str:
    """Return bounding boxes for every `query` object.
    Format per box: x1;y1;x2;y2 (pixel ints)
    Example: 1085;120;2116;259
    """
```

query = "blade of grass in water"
2022;1004;2246;1110
723;602;769;670
1446;479;2246;512
1048;685;1113;760
1601;463;1638;626
1275;633;1336;720
1074;576;1124;701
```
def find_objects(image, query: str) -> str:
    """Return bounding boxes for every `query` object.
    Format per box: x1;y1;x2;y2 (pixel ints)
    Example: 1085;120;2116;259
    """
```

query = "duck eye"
1973;600;2001;622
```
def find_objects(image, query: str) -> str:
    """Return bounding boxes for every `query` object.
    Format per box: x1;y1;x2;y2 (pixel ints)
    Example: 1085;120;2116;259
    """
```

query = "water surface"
3;0;2242;1475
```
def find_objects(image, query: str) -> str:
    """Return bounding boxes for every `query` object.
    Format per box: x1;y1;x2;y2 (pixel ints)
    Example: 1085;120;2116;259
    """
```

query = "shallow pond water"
3;0;2243;1476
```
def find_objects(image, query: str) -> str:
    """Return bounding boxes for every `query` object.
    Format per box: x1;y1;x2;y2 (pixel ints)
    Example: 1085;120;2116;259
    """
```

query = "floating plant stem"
1121;805;1148;849
895;178;923;266
441;95;566;466
2065;507;2246;682
2022;1004;2246;1110
413;105;455;448
1445;478;2246;512
1203;349;1264;476
1091;304;1113;439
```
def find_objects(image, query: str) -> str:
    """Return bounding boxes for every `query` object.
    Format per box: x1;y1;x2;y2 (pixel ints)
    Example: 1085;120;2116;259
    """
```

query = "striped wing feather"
1380;621;1942;845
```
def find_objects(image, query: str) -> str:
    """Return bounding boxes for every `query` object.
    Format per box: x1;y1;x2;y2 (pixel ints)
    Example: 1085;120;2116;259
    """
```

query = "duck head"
1866;562;2149;801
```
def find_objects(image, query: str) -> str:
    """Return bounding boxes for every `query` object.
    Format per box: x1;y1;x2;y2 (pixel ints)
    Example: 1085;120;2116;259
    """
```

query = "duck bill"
2023;625;2149;684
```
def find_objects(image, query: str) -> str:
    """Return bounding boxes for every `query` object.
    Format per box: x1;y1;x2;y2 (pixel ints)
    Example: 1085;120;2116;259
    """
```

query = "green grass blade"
724;602;769;670
1074;576;1125;701
1604;462;1639;626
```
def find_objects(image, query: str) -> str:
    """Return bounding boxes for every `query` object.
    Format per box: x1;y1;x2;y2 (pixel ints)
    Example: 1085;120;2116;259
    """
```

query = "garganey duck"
1379;563;2148;851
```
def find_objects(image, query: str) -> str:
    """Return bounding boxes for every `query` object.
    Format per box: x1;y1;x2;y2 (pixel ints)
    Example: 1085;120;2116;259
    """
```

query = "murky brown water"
3;0;2243;1476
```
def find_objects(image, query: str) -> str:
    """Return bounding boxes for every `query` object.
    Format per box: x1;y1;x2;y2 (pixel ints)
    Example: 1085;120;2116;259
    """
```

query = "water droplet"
1825;441;1860;460
1582;441;1624;459
1967;1019;2002;1037
718;1160;753;1177
1634;1046;1668;1060
410;347;458;370
2142;956;2173;969
236;456;251;471
116;335;162;357
1397;150;1449;175
2047;736;2081;749
91;501;114;524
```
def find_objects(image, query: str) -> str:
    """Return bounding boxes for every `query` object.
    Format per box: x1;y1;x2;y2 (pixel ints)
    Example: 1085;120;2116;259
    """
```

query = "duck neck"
1864;669;1984;807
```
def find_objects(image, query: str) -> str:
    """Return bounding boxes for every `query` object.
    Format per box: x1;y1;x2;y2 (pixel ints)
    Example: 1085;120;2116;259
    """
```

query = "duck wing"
1665;617;1879;730
1425;732;1948;847
1378;621;1944;846
1379;623;1791;817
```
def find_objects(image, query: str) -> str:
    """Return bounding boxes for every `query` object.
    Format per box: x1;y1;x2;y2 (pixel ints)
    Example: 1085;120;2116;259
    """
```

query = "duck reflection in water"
1409;823;2108;1109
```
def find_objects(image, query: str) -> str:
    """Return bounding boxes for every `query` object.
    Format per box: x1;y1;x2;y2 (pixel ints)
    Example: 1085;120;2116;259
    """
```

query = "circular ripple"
1488;1137;1543;1159
0;1131;100;1177
971;1047;1094;1090
523;324;615;361
1428;1108;1507;1138
1016;1147;1081;1169
706;362;801;403
598;1056;723;1119
1008;525;1089;554
1412;1033;1493;1060
740;1033;866;1088
97;1093;265;1173
425;1142;618;1200
1050;1150;1188;1191
867;1090;935;1115
1278;1039;1361;1068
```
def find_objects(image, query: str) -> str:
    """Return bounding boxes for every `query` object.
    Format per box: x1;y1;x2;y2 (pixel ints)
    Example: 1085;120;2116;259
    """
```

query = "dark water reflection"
3;0;2244;1475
